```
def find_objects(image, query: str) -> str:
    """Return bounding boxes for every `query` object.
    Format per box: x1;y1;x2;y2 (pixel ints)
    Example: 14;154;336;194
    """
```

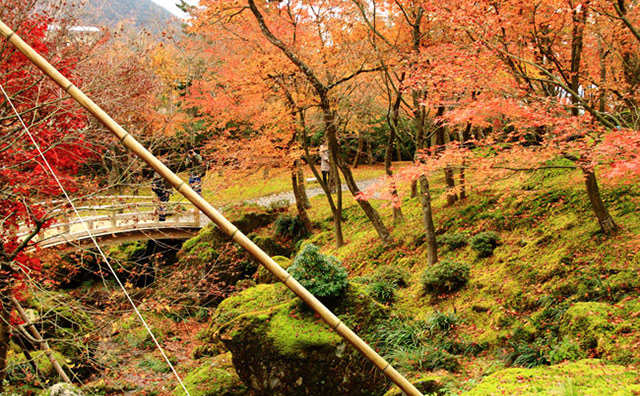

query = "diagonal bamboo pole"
0;20;423;396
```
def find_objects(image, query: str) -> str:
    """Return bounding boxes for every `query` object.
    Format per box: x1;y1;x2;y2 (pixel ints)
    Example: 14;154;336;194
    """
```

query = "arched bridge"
19;197;210;250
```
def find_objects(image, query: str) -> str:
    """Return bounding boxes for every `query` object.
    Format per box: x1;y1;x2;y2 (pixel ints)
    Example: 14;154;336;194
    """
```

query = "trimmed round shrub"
421;259;470;295
287;244;348;298
438;233;468;251
470;231;500;257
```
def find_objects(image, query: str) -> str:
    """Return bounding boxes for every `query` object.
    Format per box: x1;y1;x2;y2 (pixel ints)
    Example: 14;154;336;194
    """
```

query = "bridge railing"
17;198;204;244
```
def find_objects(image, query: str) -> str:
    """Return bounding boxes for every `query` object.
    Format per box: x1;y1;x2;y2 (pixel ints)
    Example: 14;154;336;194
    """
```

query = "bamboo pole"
10;297;71;384
0;20;423;396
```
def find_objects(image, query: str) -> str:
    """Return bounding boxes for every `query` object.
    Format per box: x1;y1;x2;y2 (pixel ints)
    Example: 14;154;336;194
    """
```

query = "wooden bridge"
18;197;210;249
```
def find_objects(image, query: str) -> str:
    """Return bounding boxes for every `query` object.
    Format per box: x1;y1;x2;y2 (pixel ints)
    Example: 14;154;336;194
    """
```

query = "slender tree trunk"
435;107;457;205
0;280;11;392
583;168;619;234
366;139;374;164
353;134;364;168
444;166;458;205
386;78;405;225
459;123;472;200
338;160;392;244
297;161;311;209
291;162;313;232
419;175;437;265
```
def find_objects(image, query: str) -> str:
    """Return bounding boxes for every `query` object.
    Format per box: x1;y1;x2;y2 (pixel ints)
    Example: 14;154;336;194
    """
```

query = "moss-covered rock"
206;283;390;396
172;353;246;396
463;359;639;395
256;256;292;284
383;376;446;396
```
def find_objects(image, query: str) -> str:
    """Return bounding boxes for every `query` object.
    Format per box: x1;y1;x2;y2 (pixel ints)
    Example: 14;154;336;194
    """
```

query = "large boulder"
172;353;246;396
204;283;390;396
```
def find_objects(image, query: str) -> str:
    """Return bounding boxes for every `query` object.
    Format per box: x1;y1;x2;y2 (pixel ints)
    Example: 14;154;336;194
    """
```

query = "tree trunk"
353;134;364;168
386;80;405;225
338;160;392;244
297;161;311;209
435;107;457;205
444;166;458;205
459;162;467;200
291;163;313;233
0;284;11;392
583;168;619;234
419;175;437;265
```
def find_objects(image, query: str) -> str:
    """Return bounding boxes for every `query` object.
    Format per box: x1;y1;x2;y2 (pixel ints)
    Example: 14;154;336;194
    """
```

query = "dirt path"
243;178;381;207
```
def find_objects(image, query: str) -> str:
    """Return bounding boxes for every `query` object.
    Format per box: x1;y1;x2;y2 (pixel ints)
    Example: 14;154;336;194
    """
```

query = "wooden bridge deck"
18;197;210;249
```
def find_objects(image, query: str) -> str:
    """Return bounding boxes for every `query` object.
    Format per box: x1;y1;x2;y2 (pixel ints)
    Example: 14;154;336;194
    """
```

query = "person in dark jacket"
185;146;205;195
151;172;171;221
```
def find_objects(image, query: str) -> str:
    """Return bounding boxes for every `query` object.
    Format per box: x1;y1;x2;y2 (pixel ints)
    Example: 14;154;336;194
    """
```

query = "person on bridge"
185;146;205;195
151;172;171;221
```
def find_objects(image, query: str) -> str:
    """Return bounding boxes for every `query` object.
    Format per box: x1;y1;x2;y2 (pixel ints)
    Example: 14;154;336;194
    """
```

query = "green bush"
427;310;461;334
275;214;309;240
438;233;468;251
369;281;396;304
421;259;470;295
288;244;348;298
373;265;409;288
470;231;500;257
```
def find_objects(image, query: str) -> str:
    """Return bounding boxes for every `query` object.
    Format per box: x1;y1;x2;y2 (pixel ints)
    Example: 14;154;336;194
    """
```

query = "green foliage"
504;340;550;368
288;244;348;298
373;265;409;288
549;337;585;364
369;281;396;304
274;214;309;240
369;317;428;353
438;233;468;251
389;345;460;373
470;231;500;257
427;310;461;335
421;259;470;295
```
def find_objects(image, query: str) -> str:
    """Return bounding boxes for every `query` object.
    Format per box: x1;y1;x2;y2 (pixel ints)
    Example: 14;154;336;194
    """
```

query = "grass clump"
421;259;470;295
470;231;500;257
369;281;397;304
288;244;348;298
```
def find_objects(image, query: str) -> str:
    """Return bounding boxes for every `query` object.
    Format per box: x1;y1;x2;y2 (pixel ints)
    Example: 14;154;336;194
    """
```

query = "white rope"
0;83;192;396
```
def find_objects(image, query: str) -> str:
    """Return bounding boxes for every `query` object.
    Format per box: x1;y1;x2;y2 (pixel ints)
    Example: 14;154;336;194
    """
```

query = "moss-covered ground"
13;162;640;396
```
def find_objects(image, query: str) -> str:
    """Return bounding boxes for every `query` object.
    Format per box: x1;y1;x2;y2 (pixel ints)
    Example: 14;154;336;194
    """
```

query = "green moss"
383;376;446;396
256;255;291;284
7;349;67;379
560;302;615;350
172;353;246;396
202;283;294;343
267;302;342;358
463;359;639;395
